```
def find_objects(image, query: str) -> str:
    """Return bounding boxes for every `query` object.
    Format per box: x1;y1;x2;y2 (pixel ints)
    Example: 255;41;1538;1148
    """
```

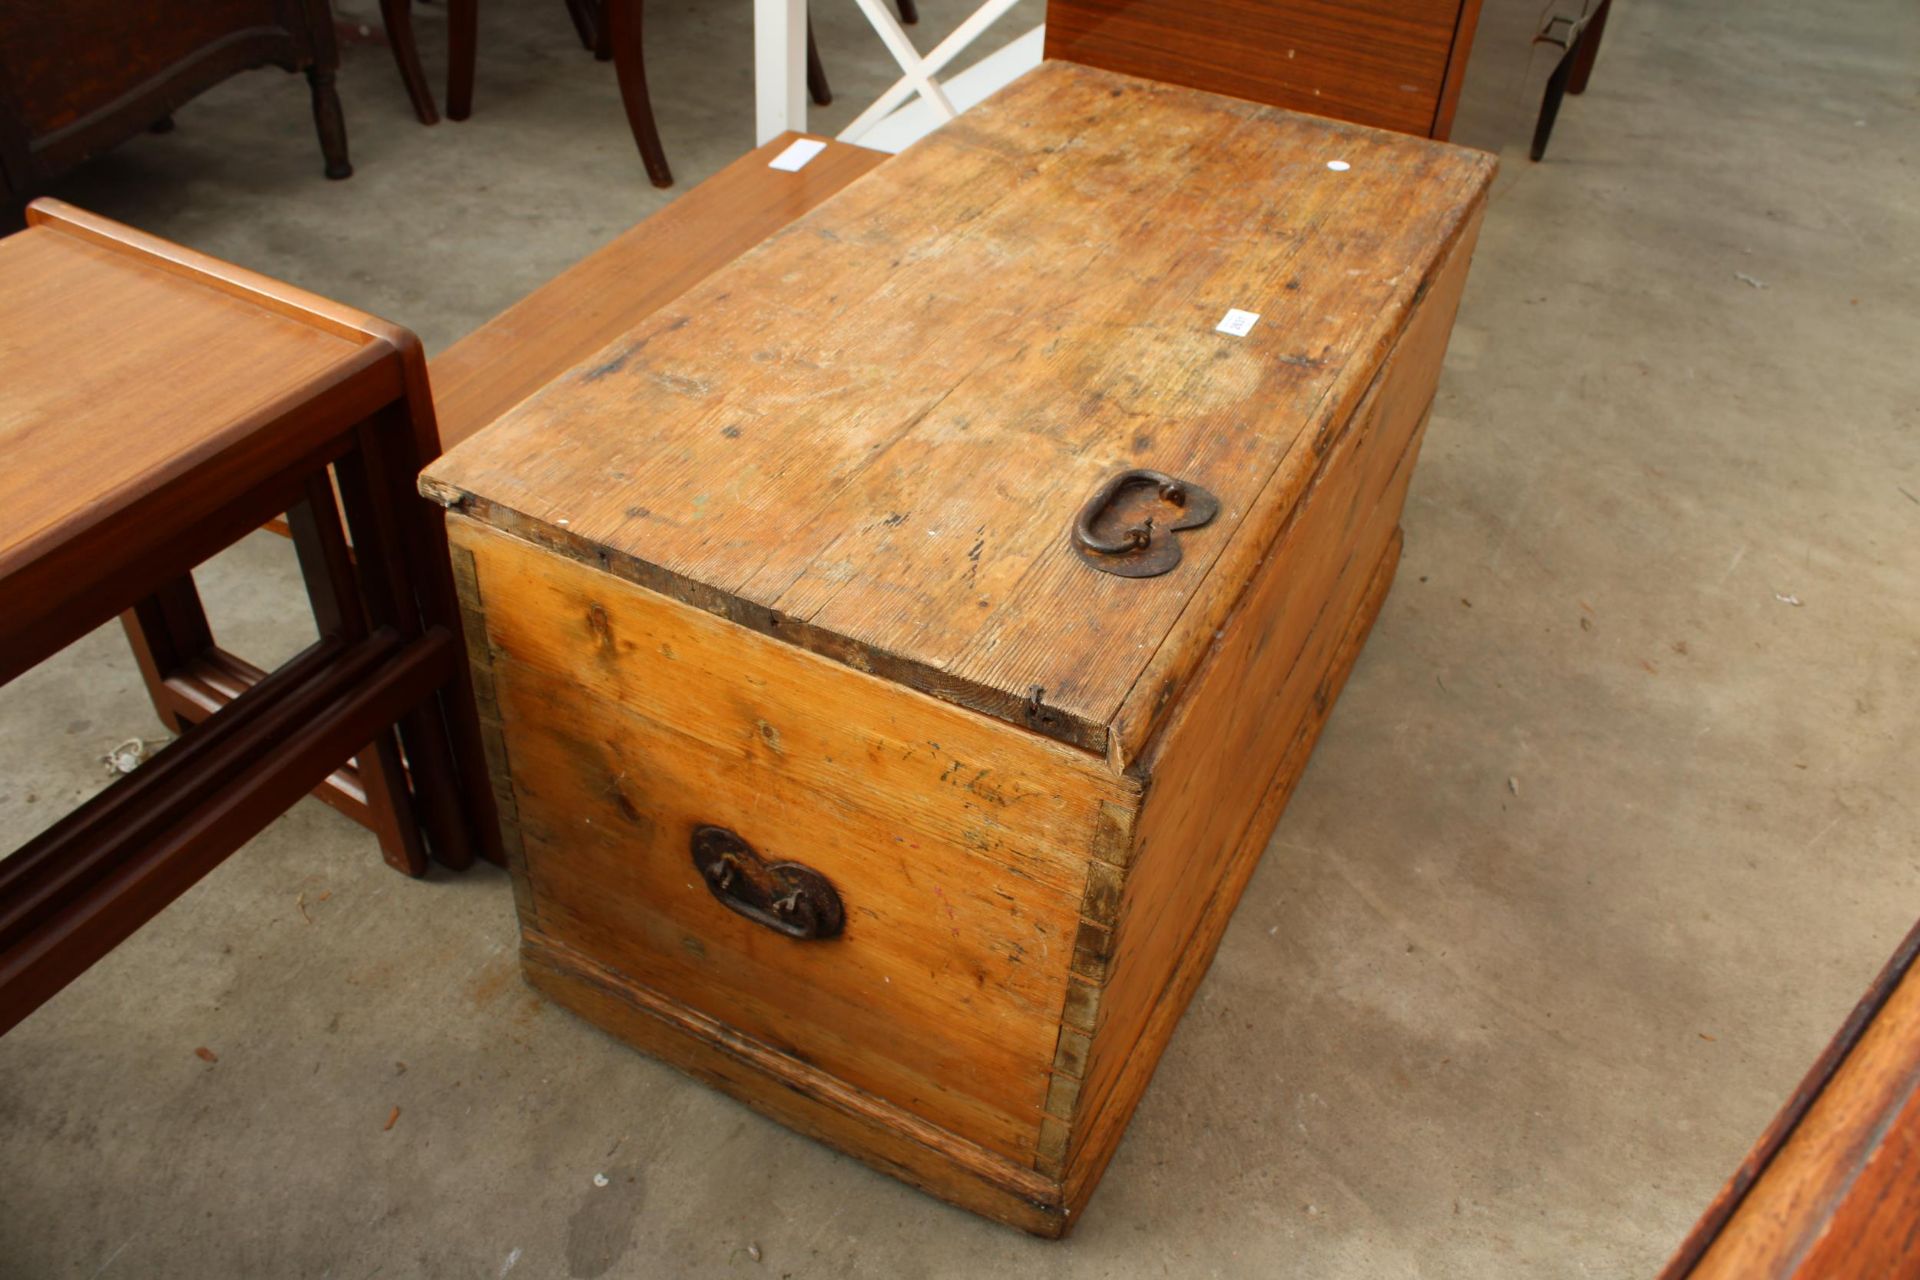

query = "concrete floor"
4;0;1917;1275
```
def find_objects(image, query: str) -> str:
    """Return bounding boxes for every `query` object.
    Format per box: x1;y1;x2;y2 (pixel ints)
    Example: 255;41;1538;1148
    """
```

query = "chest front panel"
452;515;1134;1164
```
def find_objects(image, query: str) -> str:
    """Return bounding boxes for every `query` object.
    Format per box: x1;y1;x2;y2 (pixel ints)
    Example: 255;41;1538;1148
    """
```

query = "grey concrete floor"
3;0;1917;1276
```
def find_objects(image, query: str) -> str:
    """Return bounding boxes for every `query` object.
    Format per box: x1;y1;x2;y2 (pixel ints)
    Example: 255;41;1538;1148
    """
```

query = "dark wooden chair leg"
896;0;918;24
306;67;353;179
606;0;673;189
447;0;479;121
592;0;614;60
1529;42;1576;162
379;0;442;124
1536;24;1582;161
1567;0;1610;95
807;17;831;106
564;0;601;50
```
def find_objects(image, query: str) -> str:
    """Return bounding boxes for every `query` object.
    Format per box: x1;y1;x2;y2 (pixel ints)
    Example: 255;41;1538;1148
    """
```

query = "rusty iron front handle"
1070;468;1220;578
691;825;844;940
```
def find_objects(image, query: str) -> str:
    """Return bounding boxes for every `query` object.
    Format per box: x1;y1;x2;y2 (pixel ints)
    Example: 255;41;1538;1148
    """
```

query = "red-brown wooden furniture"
0;199;497;1035
1661;915;1920;1278
1045;0;1484;140
0;0;351;212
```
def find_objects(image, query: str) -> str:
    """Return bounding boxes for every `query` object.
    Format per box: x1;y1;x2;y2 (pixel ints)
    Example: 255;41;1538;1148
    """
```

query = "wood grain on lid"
421;61;1494;760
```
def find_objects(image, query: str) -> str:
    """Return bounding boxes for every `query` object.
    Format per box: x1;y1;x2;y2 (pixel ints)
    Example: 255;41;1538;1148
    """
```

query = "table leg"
564;0;601;49
289;476;429;877
807;16;832;107
334;410;478;871
123;577;214;735
118;512;429;874
754;0;807;146
366;423;504;871
447;0;479;121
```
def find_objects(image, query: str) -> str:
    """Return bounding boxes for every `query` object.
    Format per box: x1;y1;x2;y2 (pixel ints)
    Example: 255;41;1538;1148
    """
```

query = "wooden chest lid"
422;62;1494;766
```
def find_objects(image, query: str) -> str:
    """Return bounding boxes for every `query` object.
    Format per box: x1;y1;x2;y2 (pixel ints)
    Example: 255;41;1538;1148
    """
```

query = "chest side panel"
1056;204;1485;1202
450;516;1136;1164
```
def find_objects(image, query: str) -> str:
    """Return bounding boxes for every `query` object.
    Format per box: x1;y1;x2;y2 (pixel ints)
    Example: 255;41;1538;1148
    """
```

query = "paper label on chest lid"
419;61;1496;761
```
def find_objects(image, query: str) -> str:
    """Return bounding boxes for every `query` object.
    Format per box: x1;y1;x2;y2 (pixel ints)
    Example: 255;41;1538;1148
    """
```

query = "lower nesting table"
0;199;496;1035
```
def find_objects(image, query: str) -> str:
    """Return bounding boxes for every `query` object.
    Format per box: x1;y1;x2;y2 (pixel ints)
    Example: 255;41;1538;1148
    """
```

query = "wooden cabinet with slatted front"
420;61;1493;1235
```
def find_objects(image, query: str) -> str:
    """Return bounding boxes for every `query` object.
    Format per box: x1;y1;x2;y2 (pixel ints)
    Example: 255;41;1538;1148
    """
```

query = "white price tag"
769;138;828;172
1216;308;1260;337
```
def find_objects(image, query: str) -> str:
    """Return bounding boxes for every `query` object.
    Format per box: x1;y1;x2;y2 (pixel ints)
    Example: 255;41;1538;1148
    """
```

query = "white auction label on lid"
768;138;828;171
1216;308;1260;337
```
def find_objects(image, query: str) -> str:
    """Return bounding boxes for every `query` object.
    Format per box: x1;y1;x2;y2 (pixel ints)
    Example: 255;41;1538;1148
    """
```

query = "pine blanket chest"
421;61;1493;1235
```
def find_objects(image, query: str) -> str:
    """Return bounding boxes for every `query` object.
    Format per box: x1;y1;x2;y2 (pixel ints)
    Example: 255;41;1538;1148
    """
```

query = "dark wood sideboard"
0;0;349;210
1047;0;1483;140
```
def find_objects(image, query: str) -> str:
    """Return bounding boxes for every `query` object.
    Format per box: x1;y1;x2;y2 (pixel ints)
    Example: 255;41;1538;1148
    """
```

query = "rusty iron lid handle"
1070;468;1220;578
691;825;844;940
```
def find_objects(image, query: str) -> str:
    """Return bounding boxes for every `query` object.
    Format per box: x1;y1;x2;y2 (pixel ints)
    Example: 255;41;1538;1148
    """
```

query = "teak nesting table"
0;201;493;1033
423;62;1494;1234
